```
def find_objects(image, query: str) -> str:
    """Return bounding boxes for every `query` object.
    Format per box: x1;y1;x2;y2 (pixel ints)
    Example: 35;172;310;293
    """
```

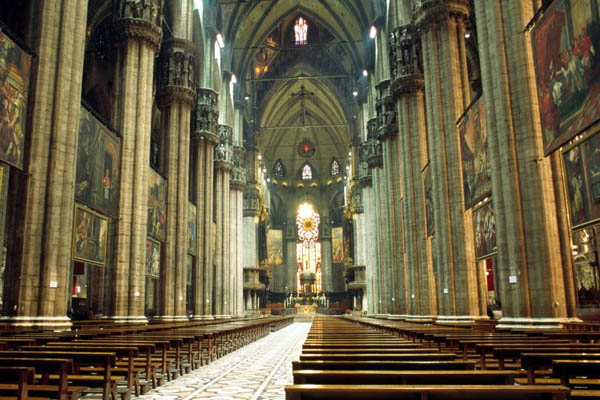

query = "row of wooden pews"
285;315;572;400
0;315;293;400
344;315;600;399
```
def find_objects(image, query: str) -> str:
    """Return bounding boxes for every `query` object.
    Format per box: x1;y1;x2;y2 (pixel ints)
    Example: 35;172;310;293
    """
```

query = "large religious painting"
458;96;491;208
563;142;591;227
72;204;108;266
0;30;31;170
572;227;600;307
147;168;167;241
186;255;193;285
188;203;197;254
531;0;600;155
473;200;497;259
424;164;434;236
145;238;160;278
267;229;283;265
75;106;121;216
583;131;600;222
332;227;344;263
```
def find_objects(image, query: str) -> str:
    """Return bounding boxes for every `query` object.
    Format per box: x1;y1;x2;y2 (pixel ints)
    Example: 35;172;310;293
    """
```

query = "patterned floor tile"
134;322;311;400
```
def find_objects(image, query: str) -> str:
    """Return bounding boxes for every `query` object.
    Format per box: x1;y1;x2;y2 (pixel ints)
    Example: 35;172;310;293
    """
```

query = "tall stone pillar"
474;1;574;327
285;218;298;293
320;220;333;294
376;80;405;316
192;88;218;319
110;0;162;323
243;131;261;315
4;0;88;328
156;38;196;321
214;125;232;318
230;146;246;316
390;24;438;320
417;0;482;321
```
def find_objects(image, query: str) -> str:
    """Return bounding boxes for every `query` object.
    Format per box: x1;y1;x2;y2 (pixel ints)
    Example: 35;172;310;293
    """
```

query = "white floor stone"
135;322;311;400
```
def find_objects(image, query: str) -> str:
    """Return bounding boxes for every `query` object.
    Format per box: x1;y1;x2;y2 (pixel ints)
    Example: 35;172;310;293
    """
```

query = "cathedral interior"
0;0;600;398
0;0;598;330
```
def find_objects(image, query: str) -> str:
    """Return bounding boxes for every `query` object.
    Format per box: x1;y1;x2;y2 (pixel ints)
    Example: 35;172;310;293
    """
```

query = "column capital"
156;38;197;108
243;185;261;217
194;88;219;137
416;0;470;31
215;124;233;168
230;146;246;191
112;0;163;52
375;80;398;141
389;24;425;97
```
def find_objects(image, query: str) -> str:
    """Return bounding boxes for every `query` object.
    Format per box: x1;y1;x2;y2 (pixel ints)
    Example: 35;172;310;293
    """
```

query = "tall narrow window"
302;163;312;180
294;17;308;46
272;160;285;178
296;203;322;294
331;159;339;175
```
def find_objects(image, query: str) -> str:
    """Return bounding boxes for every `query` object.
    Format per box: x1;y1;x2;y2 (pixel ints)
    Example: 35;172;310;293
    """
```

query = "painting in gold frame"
473;200;497;260
145;237;160;278
72;204;108;266
332;227;344;263
0;30;32;170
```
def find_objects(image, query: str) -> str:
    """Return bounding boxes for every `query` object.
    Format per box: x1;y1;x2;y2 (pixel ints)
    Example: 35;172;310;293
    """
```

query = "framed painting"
0;30;32;170
147;167;167;241
75;105;121;216
72;204;108;266
186;254;193;285
332;227;344;263
145;238;160;278
267;229;283;265
458;96;491;208
583;131;600;222
473;200;497;260
423;163;434;236
188;202;197;254
563;143;591;227
531;0;600;155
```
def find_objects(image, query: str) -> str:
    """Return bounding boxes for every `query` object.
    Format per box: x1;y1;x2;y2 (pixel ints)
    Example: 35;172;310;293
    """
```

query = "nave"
138;323;311;400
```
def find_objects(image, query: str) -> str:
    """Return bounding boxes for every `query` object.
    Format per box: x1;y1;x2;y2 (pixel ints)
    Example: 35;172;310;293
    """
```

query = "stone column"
474;1;574;327
320;220;332;294
214;125;232;318
285;218;298;293
4;0;88;328
192;88;218;319
417;0;482;321
390;24;438;320
230;146;246;316
376;80;405;316
243;184;260;315
156;38;196;321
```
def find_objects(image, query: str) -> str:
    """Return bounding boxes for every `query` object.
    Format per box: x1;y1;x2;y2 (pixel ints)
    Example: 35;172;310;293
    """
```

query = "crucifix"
290;84;315;127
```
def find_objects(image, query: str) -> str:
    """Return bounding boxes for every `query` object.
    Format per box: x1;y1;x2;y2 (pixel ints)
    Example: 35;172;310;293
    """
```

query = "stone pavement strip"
134;322;311;400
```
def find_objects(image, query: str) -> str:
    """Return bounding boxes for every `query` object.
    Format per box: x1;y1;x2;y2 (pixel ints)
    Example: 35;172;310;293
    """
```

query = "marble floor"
135;322;311;400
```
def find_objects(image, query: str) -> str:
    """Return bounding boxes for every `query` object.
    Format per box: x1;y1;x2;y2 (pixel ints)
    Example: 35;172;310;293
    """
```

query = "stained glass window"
296;203;322;294
302;163;312;180
331;160;339;175
273;160;285;178
294;17;308;46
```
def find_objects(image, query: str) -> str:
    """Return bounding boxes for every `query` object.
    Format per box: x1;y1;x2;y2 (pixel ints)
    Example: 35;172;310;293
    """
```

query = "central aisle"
137;322;312;400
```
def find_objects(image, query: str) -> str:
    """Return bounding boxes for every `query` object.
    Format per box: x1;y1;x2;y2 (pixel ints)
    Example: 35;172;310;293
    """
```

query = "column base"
213;314;232;319
111;315;149;325
0;315;73;330
386;314;409;320
405;315;437;323
435;315;484;324
192;315;215;320
495;317;574;330
151;315;190;322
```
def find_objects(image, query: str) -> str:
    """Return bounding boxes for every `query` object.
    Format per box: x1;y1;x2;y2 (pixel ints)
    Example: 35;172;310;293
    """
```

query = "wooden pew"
0;351;117;400
0;358;74;400
292;360;476;371
0;367;35;400
553;359;600;398
293;369;520;385
285;384;570;400
298;353;457;362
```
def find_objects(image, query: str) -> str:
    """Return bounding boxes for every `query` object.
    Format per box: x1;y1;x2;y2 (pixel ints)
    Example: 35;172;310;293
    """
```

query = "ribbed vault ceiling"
219;0;374;185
